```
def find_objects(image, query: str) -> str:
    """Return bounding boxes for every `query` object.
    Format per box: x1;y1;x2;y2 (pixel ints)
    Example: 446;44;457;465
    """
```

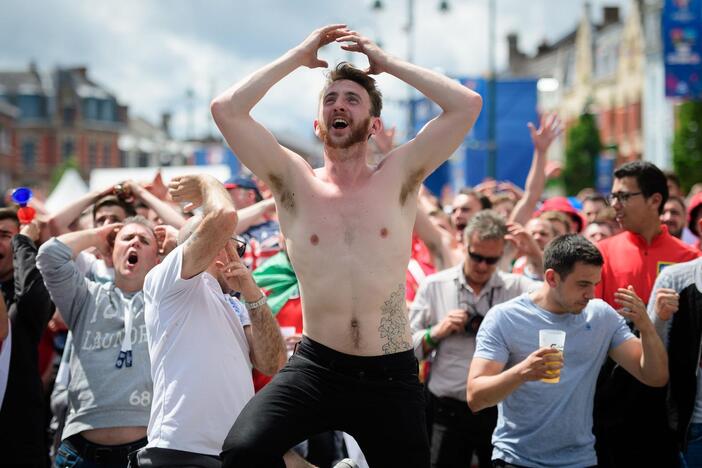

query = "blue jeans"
54;437;135;468
683;423;702;468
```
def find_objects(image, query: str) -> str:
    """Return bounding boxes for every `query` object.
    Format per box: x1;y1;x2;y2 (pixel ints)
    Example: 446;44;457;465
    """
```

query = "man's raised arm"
168;175;237;280
210;25;349;182
337;31;482;176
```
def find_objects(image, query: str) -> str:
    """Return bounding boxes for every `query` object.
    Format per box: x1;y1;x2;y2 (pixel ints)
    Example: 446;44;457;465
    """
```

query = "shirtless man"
212;25;482;467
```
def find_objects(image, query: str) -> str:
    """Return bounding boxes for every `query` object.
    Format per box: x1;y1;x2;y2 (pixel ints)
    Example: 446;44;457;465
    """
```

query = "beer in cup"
539;329;565;384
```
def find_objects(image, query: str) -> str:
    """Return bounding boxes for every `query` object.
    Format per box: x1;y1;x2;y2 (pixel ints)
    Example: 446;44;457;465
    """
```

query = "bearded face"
318;115;371;149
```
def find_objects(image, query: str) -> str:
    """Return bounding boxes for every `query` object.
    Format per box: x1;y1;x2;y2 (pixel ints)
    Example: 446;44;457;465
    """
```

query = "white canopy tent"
45;168;89;213
88;165;231;192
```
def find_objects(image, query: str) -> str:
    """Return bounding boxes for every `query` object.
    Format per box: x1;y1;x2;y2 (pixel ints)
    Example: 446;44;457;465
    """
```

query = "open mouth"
127;252;139;266
332;118;349;129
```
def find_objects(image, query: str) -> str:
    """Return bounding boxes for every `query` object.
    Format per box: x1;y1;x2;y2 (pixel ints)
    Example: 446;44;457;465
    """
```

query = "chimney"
537;40;551;55
507;32;524;69
73;66;88;79
161;112;172;137
602;6;619;25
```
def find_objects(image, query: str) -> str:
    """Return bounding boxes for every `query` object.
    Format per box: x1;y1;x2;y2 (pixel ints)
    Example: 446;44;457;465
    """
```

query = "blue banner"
194;145;241;176
662;0;702;98
596;154;615;195
416;78;538;197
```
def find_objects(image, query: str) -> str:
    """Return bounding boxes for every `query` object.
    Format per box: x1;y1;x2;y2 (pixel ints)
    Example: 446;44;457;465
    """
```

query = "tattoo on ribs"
378;284;411;354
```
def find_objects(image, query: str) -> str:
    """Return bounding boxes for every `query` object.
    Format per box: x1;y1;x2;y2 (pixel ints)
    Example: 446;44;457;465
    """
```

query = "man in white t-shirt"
131;174;286;467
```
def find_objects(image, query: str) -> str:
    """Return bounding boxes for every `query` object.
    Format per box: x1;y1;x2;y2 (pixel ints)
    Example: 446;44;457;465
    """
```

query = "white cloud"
1;0;628;144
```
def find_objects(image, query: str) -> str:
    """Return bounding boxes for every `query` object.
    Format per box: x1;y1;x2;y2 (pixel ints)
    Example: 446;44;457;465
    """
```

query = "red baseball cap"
688;192;702;235
536;196;587;233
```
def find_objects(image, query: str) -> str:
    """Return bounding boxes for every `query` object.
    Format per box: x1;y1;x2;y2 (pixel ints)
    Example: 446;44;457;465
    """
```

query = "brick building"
505;1;646;164
0;63;127;189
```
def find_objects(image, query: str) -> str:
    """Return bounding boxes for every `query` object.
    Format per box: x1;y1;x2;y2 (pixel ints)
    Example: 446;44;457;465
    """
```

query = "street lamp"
372;0;498;179
371;0;450;140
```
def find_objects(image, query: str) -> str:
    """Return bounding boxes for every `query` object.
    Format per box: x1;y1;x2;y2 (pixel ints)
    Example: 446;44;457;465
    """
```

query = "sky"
1;0;628;145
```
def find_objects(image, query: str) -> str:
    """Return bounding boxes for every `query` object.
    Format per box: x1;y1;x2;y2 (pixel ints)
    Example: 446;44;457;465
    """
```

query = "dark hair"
584;193;607;205
665;195;686;213
323;62;383;117
544;234;603;279
456;188;492;209
92;195;136;222
613;161;668;214
0;207;19;227
664;170;681;189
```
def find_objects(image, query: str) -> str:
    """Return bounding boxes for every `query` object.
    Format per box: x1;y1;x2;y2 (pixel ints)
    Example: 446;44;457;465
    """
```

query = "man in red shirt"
594;161;700;467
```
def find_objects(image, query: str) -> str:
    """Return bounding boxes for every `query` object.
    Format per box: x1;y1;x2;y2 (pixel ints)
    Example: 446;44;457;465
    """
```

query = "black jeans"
430;395;496;468
221;336;430;468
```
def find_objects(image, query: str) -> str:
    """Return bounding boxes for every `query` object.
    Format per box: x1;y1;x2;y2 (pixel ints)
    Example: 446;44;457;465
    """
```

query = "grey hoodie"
37;238;152;440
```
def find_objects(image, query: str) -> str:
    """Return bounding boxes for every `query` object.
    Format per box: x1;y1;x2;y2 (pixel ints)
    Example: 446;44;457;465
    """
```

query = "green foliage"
672;101;702;194
563;112;601;196
49;155;80;192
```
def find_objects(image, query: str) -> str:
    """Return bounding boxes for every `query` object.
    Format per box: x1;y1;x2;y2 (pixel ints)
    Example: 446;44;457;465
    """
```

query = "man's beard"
319;116;371;149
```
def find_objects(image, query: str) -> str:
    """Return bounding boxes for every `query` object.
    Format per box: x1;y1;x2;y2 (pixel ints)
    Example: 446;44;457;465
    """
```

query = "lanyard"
116;295;138;369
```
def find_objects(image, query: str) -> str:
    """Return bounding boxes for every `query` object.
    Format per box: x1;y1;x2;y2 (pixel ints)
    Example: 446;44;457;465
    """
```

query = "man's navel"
310;234;319;246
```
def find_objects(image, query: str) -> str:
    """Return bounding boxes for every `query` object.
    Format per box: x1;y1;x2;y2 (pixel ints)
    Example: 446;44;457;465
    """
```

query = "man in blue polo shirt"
467;235;668;468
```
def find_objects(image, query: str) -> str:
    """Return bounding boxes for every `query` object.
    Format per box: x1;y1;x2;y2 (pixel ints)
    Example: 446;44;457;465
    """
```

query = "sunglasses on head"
468;250;501;265
231;236;247;258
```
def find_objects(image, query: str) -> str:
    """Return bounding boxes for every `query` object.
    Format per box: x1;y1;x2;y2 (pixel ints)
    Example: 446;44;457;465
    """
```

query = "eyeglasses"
607;191;643;205
468;250;501;265
231;235;247;257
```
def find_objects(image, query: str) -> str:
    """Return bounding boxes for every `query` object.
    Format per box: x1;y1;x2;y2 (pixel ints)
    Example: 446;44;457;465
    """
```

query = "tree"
49;155;80;192
563;111;601;196
672;101;702;194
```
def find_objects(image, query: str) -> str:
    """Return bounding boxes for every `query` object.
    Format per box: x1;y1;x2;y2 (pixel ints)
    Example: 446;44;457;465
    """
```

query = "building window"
137;152;149;167
21;138;36;169
0;124;9;154
62;137;75;161
103;143;112;167
83;98;98;121
63;106;76;126
100;99;116;121
88;141;97;169
17;94;47;120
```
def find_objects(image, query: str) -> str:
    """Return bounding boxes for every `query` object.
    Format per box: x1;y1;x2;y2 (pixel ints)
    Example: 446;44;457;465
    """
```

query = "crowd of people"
2;24;702;468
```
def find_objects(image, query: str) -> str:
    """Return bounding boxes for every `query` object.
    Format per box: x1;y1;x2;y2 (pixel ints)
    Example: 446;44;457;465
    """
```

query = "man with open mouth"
212;24;482;467
37;216;160;468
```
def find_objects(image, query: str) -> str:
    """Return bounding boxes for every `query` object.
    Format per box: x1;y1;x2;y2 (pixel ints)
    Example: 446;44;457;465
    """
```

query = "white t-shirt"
143;244;254;455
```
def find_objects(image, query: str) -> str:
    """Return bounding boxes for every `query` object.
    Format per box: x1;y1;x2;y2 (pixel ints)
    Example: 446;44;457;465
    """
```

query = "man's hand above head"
168;175;206;213
336;30;390;75
293;24;349;69
93;223;123;261
527;113;563;155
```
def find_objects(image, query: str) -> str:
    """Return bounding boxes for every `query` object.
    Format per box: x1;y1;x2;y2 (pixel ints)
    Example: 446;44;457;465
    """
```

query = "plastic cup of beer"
539;329;565;384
